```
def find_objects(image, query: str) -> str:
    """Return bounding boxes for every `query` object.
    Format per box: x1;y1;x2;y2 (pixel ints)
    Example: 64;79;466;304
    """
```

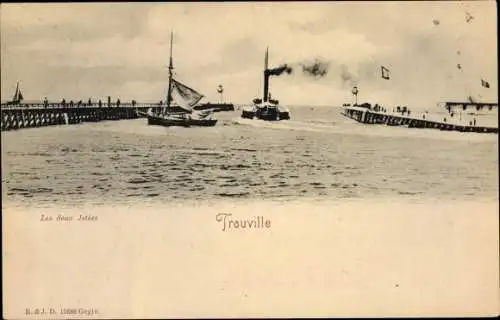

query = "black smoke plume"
300;59;329;78
267;64;293;76
266;58;329;78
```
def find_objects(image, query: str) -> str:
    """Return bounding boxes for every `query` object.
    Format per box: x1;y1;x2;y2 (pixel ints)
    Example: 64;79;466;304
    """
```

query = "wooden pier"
1;100;237;132
0;102;162;132
342;106;498;134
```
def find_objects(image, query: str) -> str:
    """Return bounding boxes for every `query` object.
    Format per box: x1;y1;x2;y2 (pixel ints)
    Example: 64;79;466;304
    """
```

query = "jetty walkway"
1;100;236;132
0;102;164;132
342;106;498;134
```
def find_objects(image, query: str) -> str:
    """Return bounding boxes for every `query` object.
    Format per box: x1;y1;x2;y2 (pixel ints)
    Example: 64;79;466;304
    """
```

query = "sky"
1;1;497;108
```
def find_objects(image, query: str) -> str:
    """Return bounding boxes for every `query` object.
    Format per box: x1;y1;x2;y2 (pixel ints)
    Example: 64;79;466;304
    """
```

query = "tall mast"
166;31;174;110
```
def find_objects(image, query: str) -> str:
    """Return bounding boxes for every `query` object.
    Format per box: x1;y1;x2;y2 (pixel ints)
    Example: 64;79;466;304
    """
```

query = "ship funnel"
263;47;270;102
264;47;269;70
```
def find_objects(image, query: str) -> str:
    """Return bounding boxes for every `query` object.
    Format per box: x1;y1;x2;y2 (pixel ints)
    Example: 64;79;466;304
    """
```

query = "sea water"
1;106;497;208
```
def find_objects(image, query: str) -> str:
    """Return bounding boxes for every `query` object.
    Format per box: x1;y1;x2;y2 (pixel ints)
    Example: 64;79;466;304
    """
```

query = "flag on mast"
381;66;390;80
481;79;490;88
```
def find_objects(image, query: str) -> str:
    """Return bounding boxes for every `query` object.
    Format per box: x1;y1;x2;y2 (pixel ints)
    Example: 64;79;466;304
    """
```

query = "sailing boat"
241;47;290;121
143;32;217;127
7;81;24;105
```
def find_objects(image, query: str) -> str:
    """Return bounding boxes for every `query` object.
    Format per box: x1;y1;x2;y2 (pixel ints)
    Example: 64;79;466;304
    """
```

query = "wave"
215;192;250;198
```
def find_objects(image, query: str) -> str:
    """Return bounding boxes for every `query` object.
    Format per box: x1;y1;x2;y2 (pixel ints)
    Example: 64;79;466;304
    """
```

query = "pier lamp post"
352;86;359;106
217;84;224;103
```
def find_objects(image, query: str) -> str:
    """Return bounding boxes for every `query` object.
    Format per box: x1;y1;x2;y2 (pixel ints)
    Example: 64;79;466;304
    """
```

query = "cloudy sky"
1;1;497;108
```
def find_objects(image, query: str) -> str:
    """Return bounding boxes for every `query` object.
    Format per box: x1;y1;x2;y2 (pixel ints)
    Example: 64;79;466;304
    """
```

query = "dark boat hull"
278;111;290;120
147;115;217;127
193;103;235;112
241;110;255;119
190;119;218;126
241;108;290;121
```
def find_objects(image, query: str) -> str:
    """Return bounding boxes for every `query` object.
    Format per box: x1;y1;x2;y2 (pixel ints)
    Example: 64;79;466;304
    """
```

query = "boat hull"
193;103;235;112
241;110;255;119
278;111;290;120
190;119;218;126
147;115;217;127
241;108;290;121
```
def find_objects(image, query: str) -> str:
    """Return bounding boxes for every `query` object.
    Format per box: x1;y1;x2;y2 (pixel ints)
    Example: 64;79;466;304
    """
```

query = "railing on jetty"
0;102;158;132
442;101;498;112
342;105;498;134
1;101;236;132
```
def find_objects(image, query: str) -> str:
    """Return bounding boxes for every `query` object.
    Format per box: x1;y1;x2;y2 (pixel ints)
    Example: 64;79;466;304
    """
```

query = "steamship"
241;48;290;121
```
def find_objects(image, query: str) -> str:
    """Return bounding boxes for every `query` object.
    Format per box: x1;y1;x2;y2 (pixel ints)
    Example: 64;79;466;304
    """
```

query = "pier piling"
342;106;498;134
1;103;153;131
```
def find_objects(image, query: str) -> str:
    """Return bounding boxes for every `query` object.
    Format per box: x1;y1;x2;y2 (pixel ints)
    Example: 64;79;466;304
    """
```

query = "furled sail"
169;78;204;112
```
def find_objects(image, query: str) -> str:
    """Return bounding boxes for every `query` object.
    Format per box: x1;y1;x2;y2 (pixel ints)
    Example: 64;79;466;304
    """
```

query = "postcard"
2;1;498;318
